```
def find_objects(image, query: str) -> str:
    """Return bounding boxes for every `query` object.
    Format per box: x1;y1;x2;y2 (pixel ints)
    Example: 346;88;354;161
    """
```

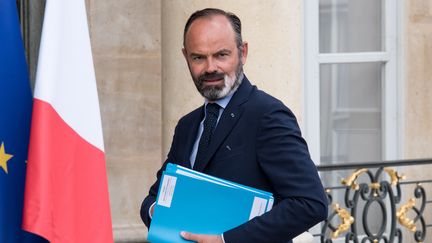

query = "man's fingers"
180;231;223;243
181;231;200;241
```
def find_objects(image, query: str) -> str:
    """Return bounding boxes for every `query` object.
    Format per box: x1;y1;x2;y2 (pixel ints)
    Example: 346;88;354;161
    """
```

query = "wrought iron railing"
315;158;432;243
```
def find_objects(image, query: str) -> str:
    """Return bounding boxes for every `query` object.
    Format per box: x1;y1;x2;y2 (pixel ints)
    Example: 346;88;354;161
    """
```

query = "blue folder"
165;163;273;199
147;163;274;243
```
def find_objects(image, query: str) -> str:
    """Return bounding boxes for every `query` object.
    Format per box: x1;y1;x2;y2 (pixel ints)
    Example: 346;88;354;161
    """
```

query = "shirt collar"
204;92;233;110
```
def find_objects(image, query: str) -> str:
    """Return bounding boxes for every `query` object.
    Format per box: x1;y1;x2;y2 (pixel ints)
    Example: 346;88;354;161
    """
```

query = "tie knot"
206;103;220;116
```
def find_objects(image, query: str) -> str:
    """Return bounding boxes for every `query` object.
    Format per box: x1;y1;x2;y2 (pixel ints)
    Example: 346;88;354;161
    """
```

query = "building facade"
20;0;432;242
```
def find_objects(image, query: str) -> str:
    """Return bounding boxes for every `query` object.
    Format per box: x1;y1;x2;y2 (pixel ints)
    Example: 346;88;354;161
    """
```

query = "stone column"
403;3;432;241
404;0;432;158
88;0;162;241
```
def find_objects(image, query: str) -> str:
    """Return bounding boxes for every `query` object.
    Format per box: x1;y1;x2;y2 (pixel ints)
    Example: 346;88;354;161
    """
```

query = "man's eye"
192;56;203;61
218;53;228;57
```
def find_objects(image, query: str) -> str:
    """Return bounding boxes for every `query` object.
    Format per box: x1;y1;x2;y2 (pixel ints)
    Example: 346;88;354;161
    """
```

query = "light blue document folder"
147;163;274;243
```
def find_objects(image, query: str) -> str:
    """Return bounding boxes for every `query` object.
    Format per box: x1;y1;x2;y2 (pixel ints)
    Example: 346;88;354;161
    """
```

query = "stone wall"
404;0;432;159
402;2;432;242
87;0;162;241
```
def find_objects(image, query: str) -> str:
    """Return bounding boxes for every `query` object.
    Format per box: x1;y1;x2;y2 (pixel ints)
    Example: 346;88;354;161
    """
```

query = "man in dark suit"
141;8;328;243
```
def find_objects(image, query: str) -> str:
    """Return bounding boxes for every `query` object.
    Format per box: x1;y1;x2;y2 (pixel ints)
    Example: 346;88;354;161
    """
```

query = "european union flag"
0;1;46;242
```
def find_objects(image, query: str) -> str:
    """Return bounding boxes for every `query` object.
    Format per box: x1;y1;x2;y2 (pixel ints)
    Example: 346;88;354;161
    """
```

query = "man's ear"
240;41;248;65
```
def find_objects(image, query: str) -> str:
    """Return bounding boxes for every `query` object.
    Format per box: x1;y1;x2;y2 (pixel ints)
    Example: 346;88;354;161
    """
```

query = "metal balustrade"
315;158;432;243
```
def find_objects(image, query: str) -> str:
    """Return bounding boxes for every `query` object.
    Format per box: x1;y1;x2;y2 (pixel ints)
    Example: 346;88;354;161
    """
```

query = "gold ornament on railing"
331;203;355;239
384;168;406;186
341;168;405;192
341;168;368;190
396;198;417;232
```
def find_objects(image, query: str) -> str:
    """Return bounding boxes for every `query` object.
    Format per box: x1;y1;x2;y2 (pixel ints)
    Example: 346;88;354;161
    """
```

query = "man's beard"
192;62;244;101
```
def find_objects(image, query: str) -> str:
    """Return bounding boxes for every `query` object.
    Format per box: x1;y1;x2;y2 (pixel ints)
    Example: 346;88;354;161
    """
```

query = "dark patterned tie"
194;103;220;168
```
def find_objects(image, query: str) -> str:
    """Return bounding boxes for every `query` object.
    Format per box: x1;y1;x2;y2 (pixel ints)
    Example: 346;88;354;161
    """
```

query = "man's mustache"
198;72;225;82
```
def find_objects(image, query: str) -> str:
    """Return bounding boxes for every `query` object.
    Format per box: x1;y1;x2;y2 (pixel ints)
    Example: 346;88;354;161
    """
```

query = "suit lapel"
180;107;203;168
193;77;254;172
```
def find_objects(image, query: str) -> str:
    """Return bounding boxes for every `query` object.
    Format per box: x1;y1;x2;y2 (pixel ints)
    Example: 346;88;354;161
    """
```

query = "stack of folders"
147;163;274;243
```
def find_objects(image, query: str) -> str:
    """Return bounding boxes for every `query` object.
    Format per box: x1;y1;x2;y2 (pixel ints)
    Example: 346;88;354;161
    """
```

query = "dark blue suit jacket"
141;76;328;243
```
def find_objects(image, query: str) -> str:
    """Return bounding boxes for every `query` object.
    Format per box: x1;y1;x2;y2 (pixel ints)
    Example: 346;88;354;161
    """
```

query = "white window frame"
303;0;404;165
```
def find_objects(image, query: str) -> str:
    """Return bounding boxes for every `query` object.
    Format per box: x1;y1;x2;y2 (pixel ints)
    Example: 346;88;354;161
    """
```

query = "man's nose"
205;58;217;73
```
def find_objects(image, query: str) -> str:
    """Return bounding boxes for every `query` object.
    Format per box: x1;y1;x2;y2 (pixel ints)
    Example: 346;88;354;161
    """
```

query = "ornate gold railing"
316;158;432;243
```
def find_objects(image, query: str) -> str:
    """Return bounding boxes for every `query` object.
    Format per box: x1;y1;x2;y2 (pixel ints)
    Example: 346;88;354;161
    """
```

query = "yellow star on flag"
0;142;14;174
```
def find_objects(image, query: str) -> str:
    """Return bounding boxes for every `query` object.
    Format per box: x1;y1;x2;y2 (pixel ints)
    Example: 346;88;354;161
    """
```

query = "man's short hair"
183;8;243;49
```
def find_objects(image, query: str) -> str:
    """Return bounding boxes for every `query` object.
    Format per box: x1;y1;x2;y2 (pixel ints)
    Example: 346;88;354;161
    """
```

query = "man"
141;8;328;243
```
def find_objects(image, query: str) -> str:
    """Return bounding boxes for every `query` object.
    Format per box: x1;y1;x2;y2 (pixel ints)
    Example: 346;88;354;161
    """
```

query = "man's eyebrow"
189;52;205;57
188;49;232;57
216;49;231;54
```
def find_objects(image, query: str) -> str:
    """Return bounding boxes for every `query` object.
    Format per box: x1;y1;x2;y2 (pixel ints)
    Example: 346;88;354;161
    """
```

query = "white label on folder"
266;198;274;212
249;197;267;220
157;175;177;208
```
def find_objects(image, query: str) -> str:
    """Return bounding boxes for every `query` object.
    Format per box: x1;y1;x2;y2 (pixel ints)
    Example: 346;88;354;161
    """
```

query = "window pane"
320;63;382;164
319;0;383;53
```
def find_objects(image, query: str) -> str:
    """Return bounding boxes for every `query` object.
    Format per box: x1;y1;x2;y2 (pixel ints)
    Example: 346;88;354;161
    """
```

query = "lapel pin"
230;113;235;118
226;145;232;151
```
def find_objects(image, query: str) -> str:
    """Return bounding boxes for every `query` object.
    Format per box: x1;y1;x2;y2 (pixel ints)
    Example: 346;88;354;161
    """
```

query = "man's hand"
181;231;223;243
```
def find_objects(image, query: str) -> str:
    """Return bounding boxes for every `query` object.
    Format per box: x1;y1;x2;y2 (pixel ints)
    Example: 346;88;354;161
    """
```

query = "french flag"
23;0;113;242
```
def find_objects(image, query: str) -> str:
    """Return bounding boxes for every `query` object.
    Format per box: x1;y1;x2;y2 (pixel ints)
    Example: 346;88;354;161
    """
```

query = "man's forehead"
190;14;230;26
188;15;233;35
184;15;236;48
